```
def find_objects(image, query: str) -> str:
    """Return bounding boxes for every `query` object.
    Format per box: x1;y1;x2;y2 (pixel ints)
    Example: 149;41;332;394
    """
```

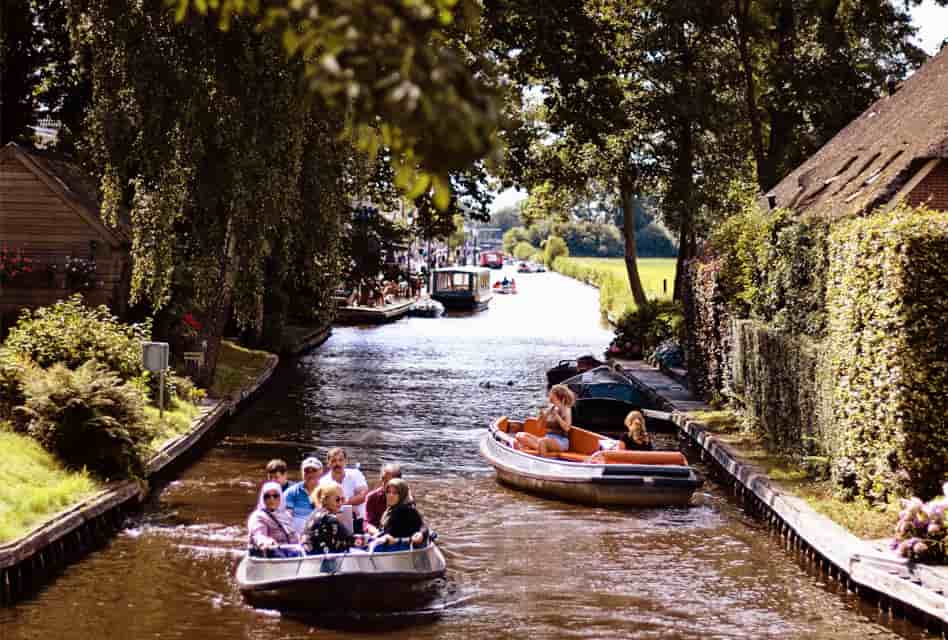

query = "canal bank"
616;358;948;635
0;351;280;605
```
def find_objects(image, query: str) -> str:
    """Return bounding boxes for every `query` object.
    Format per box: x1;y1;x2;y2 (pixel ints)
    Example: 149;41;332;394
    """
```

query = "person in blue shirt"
285;457;324;534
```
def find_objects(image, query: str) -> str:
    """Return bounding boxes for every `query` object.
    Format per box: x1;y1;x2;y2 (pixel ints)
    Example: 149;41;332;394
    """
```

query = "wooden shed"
0;143;131;330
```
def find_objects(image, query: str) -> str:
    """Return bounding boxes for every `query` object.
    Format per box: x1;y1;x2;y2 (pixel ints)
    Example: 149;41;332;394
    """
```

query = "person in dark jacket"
301;481;364;555
374;478;428;546
619;410;654;451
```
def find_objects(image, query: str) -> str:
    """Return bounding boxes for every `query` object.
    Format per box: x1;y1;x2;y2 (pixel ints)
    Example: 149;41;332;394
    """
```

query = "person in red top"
365;463;402;532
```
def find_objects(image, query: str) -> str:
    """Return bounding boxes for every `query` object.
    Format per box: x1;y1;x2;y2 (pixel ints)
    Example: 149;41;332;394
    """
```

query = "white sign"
142;342;169;372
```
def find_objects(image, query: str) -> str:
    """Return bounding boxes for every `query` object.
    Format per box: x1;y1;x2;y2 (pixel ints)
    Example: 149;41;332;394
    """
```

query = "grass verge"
0;427;100;543
551;257;676;318
210;340;274;399
144;397;203;453
690;409;898;540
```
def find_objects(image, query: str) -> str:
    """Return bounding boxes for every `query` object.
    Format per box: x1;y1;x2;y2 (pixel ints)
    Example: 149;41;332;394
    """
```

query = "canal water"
0;270;936;639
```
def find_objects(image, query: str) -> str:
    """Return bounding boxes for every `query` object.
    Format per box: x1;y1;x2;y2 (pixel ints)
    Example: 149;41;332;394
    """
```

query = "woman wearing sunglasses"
247;481;300;557
301;481;365;555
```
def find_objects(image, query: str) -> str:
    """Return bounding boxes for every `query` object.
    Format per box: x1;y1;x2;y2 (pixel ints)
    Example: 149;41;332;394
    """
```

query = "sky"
489;2;948;213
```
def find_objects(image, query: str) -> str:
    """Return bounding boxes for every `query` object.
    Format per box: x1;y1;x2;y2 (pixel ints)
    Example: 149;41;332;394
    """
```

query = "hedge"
823;208;948;500
684;205;948;501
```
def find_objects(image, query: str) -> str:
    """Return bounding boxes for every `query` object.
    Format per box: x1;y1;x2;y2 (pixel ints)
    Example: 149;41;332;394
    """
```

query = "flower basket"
0;247;34;288
64;256;96;290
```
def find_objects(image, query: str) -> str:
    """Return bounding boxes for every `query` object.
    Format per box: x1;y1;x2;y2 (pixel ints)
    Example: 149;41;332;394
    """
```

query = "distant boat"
335;298;415;324
480;416;701;507
408;297;445;317
430;267;493;311
561;365;650;434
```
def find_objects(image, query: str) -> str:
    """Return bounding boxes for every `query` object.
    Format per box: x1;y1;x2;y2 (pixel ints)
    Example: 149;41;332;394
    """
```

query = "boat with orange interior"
479;415;701;507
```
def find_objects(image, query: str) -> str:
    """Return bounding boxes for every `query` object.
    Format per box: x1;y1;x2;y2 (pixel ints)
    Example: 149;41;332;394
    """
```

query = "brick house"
763;45;948;216
0;143;131;331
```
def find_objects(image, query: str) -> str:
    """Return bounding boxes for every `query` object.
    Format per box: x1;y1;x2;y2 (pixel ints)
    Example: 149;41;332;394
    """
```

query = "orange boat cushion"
601;450;687;466
496;416;510;433
523;417;546;438
518;447;540;456
567;427;602;455
556;452;589;463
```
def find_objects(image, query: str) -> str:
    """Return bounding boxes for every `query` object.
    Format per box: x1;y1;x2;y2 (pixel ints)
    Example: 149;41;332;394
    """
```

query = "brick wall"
907;160;948;211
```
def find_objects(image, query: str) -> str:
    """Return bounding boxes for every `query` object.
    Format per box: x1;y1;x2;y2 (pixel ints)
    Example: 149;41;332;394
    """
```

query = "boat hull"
432;292;491;310
236;545;447;611
479;430;700;507
336;299;415;324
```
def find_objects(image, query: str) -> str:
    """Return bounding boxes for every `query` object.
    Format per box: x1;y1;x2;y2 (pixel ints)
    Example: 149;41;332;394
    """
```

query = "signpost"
142;342;170;419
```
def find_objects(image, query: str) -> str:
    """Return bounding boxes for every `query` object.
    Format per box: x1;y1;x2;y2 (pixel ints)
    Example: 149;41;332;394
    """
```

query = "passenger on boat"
284;457;324;534
247;481;300;557
323;447;369;534
365;463;402;530
266;458;290;492
373;478;428;547
301;481;364;555
619;410;654;451
515;384;576;458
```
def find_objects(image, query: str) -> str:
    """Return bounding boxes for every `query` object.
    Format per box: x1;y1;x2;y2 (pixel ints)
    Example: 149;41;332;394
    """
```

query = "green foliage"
17;362;150;480
824;207;948;501
0;349;28;425
502;226;531;254
0;429;99;543
610;301;683;359
5;295;152;382
512;241;535;260
542;235;569;267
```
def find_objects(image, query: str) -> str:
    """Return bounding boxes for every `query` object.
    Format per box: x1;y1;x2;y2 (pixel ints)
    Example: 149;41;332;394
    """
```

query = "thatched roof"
1;142;130;245
763;46;948;219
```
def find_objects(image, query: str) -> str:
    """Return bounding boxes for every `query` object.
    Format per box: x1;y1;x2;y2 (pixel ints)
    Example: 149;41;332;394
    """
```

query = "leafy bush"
648;339;685;369
0;349;28;426
513;241;536;260
609;300;683;359
891;485;948;563
16;361;149;480
543;235;569;267
137;370;204;406
5;294;152;381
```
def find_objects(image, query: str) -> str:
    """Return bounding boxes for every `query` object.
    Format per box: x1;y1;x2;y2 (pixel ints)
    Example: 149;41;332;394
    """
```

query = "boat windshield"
435;271;473;292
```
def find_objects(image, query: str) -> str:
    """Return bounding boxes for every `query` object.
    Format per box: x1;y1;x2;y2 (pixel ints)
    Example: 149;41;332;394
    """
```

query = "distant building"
0;143;131;331
763;46;948;216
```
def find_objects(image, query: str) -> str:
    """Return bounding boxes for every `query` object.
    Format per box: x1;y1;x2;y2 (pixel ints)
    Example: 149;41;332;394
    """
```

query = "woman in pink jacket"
247;481;300;557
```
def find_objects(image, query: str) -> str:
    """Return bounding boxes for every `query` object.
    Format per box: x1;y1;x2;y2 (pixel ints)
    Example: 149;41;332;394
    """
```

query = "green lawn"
209;340;274;399
553;257;677;319
0;428;100;543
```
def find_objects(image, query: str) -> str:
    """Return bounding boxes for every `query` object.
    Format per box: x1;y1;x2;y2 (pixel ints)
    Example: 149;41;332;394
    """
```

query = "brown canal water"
0;270;938;640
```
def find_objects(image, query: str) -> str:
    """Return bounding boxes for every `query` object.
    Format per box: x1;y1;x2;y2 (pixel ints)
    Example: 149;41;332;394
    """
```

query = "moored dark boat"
335;298;415;324
430;267;493;311
236;543;447;612
479;416;701;507
546;355;606;388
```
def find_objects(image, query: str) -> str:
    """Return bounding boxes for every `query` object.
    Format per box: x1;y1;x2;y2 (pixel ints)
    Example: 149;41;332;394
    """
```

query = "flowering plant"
181;312;203;337
65;256;96;290
891;482;948;563
0;247;33;284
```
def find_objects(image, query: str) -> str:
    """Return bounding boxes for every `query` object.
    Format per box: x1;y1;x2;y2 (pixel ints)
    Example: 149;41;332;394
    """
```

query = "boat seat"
556;452;589;463
523;417;546;438
601;450;688;466
518;446;540;456
567;426;602;455
496;416;510;433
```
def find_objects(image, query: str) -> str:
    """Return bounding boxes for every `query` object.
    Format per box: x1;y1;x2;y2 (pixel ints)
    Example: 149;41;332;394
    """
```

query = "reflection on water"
0;270;936;639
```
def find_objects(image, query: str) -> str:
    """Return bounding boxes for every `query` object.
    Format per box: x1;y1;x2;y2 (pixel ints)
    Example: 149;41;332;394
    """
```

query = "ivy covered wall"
684;205;948;501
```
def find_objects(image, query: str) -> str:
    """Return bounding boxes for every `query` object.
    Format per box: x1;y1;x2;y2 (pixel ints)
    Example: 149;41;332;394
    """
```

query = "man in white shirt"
322;447;369;534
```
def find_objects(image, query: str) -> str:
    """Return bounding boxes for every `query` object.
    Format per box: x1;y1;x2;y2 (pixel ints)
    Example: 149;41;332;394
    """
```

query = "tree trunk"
194;219;239;389
619;178;648;309
734;0;766;187
673;122;696;302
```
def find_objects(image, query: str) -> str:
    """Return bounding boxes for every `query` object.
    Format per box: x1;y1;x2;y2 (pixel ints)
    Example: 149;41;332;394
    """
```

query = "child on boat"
619;410;653;451
515;384;576;458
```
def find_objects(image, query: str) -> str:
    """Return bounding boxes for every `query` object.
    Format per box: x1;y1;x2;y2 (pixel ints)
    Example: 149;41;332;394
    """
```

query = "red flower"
182;313;202;331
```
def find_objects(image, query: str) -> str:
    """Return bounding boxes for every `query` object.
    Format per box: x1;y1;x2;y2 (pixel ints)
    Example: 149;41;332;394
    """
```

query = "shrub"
0;349;28;426
5;294;152;381
543;236;569;267
16;361;149;480
513;241;536;260
891;485;948;563
609;300;683;359
648;339;685;369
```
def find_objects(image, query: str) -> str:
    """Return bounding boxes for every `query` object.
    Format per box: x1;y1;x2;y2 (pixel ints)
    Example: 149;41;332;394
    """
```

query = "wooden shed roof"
763;46;948;219
1;142;129;246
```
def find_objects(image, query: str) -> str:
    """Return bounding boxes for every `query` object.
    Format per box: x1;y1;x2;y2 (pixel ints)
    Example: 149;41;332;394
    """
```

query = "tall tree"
1;0;39;144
